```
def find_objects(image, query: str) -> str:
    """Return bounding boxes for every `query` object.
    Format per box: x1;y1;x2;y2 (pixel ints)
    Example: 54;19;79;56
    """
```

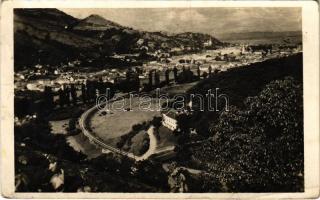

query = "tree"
86;80;100;101
197;65;201;79
120;68;140;92
208;65;212;77
64;86;71;106
194;77;304;192
151;116;162;129
196;173;223;192
202;72;208;79
177;68;195;83
165;68;170;84
68;117;77;133
148;70;153;87
154;70;160;86
81;83;87;103
173;66;178;82
176;113;191;134
70;84;77;105
58;88;64;108
126;68;134;81
104;82;115;100
135;160;169;190
43;86;54;110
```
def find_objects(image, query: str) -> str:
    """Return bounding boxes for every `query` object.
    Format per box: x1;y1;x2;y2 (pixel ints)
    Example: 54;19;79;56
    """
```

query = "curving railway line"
78;102;156;161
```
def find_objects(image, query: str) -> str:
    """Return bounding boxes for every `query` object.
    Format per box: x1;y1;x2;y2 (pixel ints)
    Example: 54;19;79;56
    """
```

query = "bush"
117;122;149;149
67;118;77;131
139;138;150;155
135;160;169;190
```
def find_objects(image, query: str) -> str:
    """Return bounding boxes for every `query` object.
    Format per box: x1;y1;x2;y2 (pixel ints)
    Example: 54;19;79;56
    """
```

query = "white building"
199;64;214;73
204;38;212;47
136;38;144;46
162;110;178;131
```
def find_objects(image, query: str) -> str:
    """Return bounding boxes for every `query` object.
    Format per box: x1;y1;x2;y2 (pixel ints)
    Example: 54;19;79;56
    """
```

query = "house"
160;53;170;58
203;38;212;47
254;51;264;55
199;64;214;73
54;69;61;75
185;46;192;51
161;43;169;49
136;38;144;46
140;46;149;52
170;47;183;53
147;41;155;49
162;109;179;131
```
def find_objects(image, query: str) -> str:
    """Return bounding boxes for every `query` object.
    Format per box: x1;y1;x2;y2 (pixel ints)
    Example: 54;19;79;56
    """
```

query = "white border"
1;1;319;199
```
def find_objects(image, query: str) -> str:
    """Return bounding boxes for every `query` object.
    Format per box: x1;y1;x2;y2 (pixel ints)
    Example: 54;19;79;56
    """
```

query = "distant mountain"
73;14;124;31
14;9;103;69
14;9;223;70
175;32;221;46
14;8;78;28
216;31;302;44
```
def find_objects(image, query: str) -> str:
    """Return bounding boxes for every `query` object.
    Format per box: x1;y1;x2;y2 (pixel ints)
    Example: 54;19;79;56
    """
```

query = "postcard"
0;0;319;199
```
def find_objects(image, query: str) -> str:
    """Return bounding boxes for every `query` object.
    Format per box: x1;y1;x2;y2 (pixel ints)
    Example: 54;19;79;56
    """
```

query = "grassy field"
89;97;161;143
87;82;197;154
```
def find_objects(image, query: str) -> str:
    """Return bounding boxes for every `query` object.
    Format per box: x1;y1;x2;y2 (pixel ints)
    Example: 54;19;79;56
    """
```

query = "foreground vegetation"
185;77;303;192
15;119;169;192
172;54;304;192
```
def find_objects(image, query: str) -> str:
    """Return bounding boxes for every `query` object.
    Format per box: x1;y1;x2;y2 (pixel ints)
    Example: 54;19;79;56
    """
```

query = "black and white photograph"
0;1;319;198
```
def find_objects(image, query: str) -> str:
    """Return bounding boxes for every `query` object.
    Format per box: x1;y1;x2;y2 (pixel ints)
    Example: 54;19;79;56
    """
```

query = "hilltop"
73;14;124;31
14;9;103;69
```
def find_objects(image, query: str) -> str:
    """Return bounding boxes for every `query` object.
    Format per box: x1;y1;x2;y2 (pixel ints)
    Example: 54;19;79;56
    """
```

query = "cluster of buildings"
165;43;301;76
15;42;302;100
157;43;302;132
134;36;215;56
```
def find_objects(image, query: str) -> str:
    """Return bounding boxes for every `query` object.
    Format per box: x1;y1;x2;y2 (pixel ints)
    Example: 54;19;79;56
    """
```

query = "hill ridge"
14;8;222;70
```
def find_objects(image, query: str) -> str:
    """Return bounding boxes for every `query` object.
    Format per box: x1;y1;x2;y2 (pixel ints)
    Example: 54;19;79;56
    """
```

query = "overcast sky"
60;7;301;35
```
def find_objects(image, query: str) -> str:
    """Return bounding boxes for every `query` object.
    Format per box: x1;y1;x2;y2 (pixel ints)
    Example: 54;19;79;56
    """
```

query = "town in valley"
14;8;304;193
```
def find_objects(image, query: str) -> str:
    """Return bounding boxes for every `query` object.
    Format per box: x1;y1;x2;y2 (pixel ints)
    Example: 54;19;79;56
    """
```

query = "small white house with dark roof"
162;109;179;131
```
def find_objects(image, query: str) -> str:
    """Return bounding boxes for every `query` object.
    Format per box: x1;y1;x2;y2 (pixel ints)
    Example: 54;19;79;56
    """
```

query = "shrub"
68;118;77;131
139;138;150;155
